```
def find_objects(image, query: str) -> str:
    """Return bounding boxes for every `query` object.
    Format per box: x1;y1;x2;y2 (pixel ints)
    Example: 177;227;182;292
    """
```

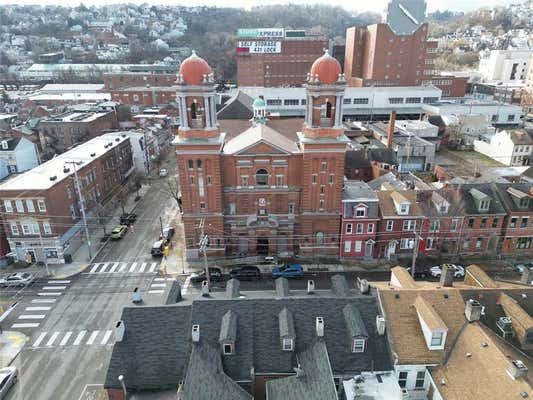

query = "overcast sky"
4;0;519;13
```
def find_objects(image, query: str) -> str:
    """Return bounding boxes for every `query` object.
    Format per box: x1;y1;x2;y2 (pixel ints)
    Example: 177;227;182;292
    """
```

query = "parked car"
514;262;533;273
0;272;34;287
429;264;465;279
406;266;431;279
120;213;137;226
230;265;261;280
160;226;175;242
151;240;165;257
110;225;128;240
159;168;168;177
190;267;223;283
272;264;304;279
0;366;17;398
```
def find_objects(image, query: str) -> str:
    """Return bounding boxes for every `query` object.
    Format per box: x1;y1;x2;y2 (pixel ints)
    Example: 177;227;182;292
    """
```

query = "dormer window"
354;206;366;217
279;308;295;352
219;310;237;356
391;192;410;215
223;343;234;355
519;197;531;208
431;331;444;347
352;338;366;353
399;203;409;214
479;199;490;211
413;296;448;351
282;337;294;351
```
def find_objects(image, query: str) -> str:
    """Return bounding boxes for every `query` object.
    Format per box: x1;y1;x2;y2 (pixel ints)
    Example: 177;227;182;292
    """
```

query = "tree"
161;176;182;212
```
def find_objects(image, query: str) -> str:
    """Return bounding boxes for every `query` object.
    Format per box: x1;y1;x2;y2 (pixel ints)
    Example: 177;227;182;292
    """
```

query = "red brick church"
174;50;349;259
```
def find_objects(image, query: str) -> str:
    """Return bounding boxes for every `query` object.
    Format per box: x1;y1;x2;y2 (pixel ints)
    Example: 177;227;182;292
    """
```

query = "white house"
478;49;533;82
474;129;533;166
0;137;39;179
443;114;496;148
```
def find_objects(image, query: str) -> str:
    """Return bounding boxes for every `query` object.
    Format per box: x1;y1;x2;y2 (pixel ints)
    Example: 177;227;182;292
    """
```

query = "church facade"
173;50;349;259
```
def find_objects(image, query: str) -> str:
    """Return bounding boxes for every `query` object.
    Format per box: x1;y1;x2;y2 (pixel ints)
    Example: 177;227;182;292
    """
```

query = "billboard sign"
237;41;281;54
237;28;284;39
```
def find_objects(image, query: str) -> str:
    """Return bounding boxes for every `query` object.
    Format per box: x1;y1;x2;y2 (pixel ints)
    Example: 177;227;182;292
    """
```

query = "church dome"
309;50;342;85
179;50;212;85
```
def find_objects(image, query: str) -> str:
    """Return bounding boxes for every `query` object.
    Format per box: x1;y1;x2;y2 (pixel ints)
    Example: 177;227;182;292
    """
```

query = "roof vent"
316;316;324;337
115;320;125;342
49;175;57;181
121;134;126;138
63;167;70;173
520;392;529;398
115;138;120;142
307;280;315;295
466;352;472;358
192;324;200;343
481;342;488;347
90;153;96;157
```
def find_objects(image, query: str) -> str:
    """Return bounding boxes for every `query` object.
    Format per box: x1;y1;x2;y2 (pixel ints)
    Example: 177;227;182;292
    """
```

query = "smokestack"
387;111;396;148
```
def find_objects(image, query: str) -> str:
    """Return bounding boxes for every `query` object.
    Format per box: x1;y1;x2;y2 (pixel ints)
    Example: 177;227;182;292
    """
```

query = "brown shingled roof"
500;292;533;348
414;296;448;331
377;190;424;218
464;265;499;288
390;266;418;289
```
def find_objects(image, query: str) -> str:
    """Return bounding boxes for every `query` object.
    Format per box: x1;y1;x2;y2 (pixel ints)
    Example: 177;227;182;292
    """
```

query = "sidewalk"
0;331;27;367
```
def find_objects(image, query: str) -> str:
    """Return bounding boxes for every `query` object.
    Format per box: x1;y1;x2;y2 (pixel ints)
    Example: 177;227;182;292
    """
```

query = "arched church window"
255;169;268;185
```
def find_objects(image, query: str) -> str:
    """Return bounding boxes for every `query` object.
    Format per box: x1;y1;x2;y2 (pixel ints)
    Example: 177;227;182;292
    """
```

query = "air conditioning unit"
376;315;386;335
307;280;315;295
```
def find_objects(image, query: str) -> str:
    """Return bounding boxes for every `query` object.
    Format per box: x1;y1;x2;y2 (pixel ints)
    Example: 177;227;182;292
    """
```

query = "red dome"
309;50;342;85
179;51;212;85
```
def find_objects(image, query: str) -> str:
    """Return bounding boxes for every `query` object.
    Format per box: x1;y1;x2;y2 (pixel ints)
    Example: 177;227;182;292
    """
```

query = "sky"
4;0;520;13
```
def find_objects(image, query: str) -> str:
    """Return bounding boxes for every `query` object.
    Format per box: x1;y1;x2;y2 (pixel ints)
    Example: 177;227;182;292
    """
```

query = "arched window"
255;169;268;185
190;102;197;120
315;232;325;246
325;101;332;118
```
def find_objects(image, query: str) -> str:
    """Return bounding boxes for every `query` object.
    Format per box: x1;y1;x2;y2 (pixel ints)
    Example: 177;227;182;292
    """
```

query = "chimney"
132;287;142;304
201;280;209;297
376;315;386;335
465;299;482;322
507;359;528;380
307;280;315;295
521;267;533;285
357;277;370;294
114;320;125;342
316;317;324;337
387;111;396;148
192;324;200;342
440;264;454;287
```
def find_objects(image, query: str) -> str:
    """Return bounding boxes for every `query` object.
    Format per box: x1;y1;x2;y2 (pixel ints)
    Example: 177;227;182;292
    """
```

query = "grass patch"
448;150;504;167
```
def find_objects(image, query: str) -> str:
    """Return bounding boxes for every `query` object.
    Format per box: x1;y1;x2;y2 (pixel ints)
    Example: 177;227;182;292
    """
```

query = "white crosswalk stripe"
11;323;39;328
25;307;51;311
18;314;45;320
42;286;66;290
30;330;114;348
83;261;161;275
47;280;70;284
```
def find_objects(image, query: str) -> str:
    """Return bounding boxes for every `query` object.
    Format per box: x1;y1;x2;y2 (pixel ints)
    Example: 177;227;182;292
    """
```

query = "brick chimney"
387;111;396;148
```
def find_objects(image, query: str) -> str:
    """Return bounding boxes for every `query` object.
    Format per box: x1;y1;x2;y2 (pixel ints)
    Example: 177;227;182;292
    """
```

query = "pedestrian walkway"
0;331;27;367
30;329;114;349
148;277;174;294
83;261;161;275
11;280;70;329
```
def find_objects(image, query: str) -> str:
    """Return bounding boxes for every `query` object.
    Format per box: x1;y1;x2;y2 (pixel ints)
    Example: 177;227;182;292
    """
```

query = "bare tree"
160;176;182;212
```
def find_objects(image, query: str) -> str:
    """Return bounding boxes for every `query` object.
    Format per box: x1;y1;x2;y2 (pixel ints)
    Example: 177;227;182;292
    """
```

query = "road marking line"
98;263;110;273
46;332;60;347
138;262;147;273
153;278;166;281
101;330;113;345
148;290;165;294
86;331;99;345
73;331;86;346
47;280;70;284
25;307;51;311
18;315;45;320
108;262;119;273
148;262;157;272
32;332;47;347
181;276;191;296
129;262;137;273
118;263;127;273
12;323;39;328
151;283;166;288
32;299;56;303
38;292;61;296
42;286;66;290
59;332;72;346
89;263;101;273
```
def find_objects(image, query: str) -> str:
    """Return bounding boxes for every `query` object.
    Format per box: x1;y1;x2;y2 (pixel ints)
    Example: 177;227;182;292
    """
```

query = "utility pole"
410;221;424;278
66;161;92;260
198;218;210;288
38;229;50;277
159;216;164;237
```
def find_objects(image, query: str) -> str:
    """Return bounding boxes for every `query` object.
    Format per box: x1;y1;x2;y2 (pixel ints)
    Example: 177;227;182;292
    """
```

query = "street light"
118;375;127;398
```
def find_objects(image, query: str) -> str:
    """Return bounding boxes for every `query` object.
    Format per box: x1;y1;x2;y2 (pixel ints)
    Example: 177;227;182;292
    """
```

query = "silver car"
0;273;34;287
0;366;17;398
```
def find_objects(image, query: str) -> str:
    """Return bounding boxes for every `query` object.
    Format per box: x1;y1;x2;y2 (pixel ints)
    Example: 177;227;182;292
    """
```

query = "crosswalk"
148;277;174;294
11;280;70;329
84;261;161;275
31;329;115;349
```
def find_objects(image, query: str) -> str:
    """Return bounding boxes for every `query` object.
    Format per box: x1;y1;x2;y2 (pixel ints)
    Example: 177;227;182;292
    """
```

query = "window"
241;176;248;186
315;232;325;246
353;98;369;104
388;97;404;104
288;202;294;214
415;371;426;388
189;176;195;185
479;200;490;211
344;240;352;252
386;220;394;231
44;248;58;259
451;218;459;231
519;197;530;208
346;223;353;234
282;337;294;351
508;114;515;122
66;187;72;199
352;338;366;353
284;99;299;106
480;218;487;228
463;239;470;250
329;174;334;184
431;331;444;346
511;217;518;228
15;200;24;213
255;169;268;185
31;222;40;235
517;237;532;249
368;223;374;233
355;241;362;252
405;97;421;104
355;207;366;217
521;217;529;228
10;222;18;236
26;200;35;213
198;176;205;197
4;200;12;213
37;200;46;212
492;218;499;228
403;220;416;231
398;371;408;388
21;223;30;235
69;204;76;219
492;115;499;122
266;99;282;106
423;97;439;104
399;204;409;214
207;176;212;185
229;203;236;215
400;239;412;249
343;98;351;105
197;160;202;169
468;218;474;228
276;175;283;187
43;222;51;235
188;159;194;169
319;185;325;194
319;199;325;210
223;343;233;355
429;220;440;232
321;161;327;171
312;174;317;184
426;237;437;250
476;237;483;249
356;224;363;234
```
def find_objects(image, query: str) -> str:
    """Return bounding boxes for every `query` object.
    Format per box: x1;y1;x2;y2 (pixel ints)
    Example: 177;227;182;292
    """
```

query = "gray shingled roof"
217;90;254;120
493;183;533;213
454;184;507;216
265;340;338;400
343;304;368;338
279;307;295;339
181;342;253;400
219;310;237;343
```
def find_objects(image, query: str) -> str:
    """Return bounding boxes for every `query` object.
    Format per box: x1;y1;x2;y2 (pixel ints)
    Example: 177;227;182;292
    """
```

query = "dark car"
406;265;431;279
120;213;137;226
230;265;261;280
151;240;165;257
190;267;223;283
